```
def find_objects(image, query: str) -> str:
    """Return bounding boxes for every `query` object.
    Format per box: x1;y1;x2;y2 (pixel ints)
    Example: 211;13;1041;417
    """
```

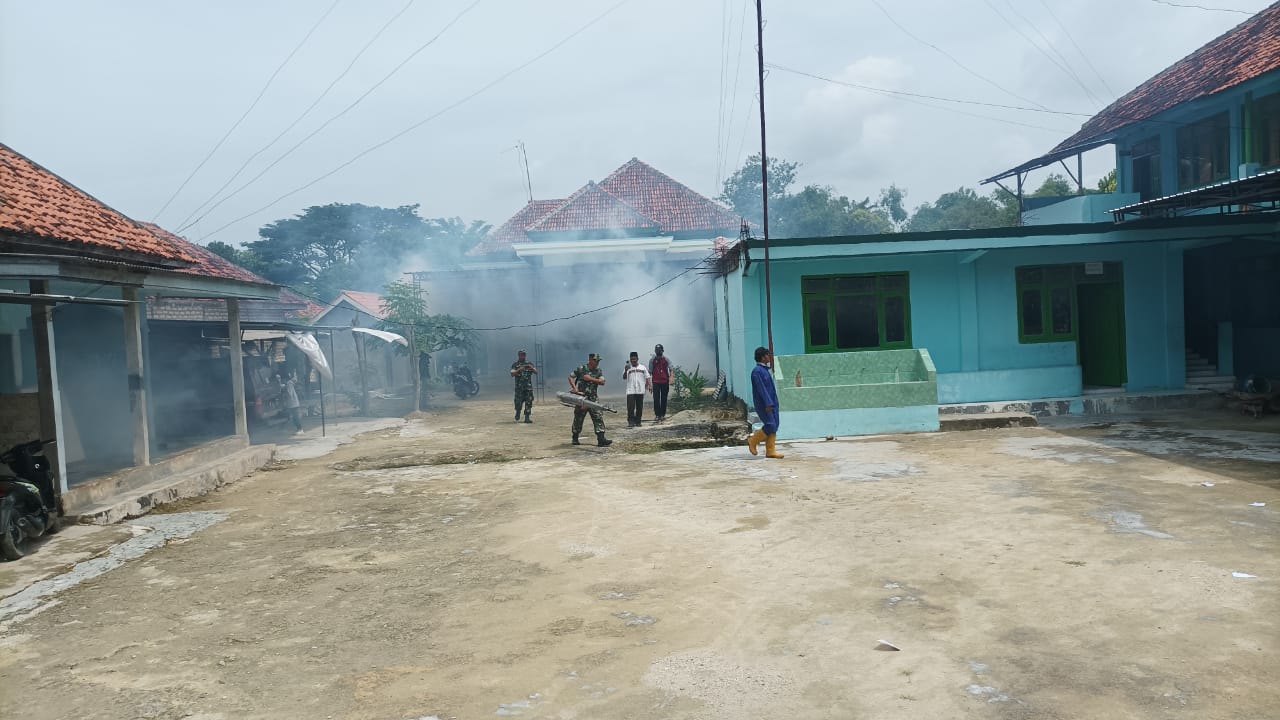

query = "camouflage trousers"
514;387;534;417
572;407;605;435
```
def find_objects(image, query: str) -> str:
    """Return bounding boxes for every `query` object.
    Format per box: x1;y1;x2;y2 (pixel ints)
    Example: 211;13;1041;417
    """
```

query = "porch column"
122;287;150;466
28;281;68;494
228;299;248;437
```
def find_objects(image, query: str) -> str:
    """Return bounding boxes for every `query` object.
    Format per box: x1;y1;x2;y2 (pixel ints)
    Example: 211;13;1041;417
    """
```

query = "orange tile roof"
140;223;274;286
472;199;563;255
0;142;194;263
1052;2;1280;154
598;158;740;234
474;158;741;256
337;290;388;320
527;182;661;234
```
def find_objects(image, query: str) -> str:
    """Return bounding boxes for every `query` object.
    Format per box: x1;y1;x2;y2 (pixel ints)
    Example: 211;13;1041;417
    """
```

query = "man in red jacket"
648;343;673;423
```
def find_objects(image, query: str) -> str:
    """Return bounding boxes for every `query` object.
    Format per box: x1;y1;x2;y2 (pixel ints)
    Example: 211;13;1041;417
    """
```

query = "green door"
1077;282;1127;387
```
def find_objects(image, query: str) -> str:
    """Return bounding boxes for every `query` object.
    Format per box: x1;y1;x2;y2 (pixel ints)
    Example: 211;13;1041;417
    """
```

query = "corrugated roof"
1051;2;1280;154
0;142;194;263
141;223;275;286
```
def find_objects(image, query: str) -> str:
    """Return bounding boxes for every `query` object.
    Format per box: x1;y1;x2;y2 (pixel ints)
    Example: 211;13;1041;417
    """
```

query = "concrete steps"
1184;349;1234;392
68;444;275;525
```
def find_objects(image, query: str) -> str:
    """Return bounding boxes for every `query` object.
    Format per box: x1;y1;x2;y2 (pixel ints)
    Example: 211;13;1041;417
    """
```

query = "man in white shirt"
622;351;653;428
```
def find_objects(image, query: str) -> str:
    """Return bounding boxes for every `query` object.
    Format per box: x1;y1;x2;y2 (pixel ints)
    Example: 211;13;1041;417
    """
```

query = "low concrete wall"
62;435;249;512
0;393;40;456
778;405;939;440
938;365;1082;404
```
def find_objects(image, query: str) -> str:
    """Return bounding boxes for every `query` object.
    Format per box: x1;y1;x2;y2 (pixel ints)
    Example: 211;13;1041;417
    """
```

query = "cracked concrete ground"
0;392;1277;720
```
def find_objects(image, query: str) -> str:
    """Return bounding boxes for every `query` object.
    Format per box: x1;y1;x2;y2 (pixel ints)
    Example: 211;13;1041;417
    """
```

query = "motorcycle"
0;439;62;561
452;367;480;399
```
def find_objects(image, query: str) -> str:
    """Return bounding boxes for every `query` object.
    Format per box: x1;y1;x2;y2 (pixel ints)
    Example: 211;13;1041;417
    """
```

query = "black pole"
755;0;774;359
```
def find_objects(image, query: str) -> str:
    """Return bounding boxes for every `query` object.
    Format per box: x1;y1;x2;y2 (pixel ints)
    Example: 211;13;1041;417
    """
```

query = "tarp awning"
981;136;1117;185
351;327;408;347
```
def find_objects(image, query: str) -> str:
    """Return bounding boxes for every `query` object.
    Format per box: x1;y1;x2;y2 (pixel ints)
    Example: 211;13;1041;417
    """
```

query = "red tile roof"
140;223;274;286
0;142;194;263
472;199;563;255
336;290;388;320
474;158;742;255
1052;2;1280;154
280;289;326;321
599;158;740;234
527;181;661;235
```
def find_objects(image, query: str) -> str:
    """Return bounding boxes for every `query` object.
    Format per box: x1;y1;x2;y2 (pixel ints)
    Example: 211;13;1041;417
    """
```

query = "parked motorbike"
452;367;480;399
0;439;62;561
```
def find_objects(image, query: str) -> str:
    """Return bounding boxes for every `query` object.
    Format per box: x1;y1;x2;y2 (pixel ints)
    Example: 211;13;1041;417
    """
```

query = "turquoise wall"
1022;193;1141;226
724;238;1187;405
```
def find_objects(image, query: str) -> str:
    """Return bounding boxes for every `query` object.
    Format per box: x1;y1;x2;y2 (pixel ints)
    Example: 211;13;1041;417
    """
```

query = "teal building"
715;5;1280;437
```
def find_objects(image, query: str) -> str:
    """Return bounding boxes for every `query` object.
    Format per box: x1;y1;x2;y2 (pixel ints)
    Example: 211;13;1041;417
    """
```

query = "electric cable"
176;0;483;235
152;0;341;222
984;0;1106;109
173;0;419;234
1148;0;1254;14
867;0;1053;112
194;0;633;242
1035;0;1118;100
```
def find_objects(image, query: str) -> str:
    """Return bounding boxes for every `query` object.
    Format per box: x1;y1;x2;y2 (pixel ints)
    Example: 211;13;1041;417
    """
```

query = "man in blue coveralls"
747;346;784;459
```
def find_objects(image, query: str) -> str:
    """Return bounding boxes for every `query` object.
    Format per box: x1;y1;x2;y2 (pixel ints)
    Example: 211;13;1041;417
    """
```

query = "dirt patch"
331;449;513;470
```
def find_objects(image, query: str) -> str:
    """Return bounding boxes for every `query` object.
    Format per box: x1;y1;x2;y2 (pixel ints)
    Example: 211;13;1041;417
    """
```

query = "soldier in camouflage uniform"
568;353;612;447
510;349;538;423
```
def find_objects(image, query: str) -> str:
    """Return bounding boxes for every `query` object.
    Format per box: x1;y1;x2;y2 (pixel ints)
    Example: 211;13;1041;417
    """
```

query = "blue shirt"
751;362;779;419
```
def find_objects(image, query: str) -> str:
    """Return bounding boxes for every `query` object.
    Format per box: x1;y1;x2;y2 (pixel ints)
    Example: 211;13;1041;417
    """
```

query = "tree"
246;203;430;300
205;240;268;275
1094;169;1117;194
423;217;493;268
378;280;478;409
905;187;1016;232
774;185;894;238
719;155;902;237
717;153;798;227
1031;173;1074;198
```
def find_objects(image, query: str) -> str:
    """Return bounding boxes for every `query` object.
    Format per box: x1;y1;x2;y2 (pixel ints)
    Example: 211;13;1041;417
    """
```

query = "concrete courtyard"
1;393;1277;719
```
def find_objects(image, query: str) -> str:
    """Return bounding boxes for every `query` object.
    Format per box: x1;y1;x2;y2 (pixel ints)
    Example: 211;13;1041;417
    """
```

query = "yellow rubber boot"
765;435;785;459
747;429;765;456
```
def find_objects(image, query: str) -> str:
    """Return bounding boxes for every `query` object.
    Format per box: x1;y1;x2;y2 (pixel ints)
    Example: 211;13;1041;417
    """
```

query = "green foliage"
719;156;903;238
1094;169;1117;194
205;240;268;276
378;280;477;356
718;154;798;227
1031;173;1075;198
673;364;707;398
905;187;1016;232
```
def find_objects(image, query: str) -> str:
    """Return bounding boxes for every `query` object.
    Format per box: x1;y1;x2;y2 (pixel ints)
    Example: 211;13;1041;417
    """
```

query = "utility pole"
755;0;774;359
519;141;533;203
406;272;423;413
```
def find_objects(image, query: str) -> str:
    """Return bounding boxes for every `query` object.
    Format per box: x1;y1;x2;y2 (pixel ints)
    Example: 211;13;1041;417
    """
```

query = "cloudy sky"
1;0;1271;245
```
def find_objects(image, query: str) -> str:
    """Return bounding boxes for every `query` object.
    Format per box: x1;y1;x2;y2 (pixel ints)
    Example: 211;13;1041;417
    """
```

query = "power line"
177;0;483;235
1147;0;1254;14
715;0;732;190
152;0;341;222
196;0;633;242
1035;0;1118;100
720;0;753;187
174;0;419;234
867;0;1052;112
762;63;1085;122
986;0;1106;109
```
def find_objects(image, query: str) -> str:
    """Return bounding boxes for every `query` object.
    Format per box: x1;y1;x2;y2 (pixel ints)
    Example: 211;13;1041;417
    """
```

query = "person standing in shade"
510;349;537;423
747;346;784;459
282;372;303;435
649;343;673;422
622;351;652;428
569;353;612;447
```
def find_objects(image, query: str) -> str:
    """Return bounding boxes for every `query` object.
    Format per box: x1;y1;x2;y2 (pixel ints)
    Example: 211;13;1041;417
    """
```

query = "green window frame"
1017;263;1123;343
801;273;911;353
